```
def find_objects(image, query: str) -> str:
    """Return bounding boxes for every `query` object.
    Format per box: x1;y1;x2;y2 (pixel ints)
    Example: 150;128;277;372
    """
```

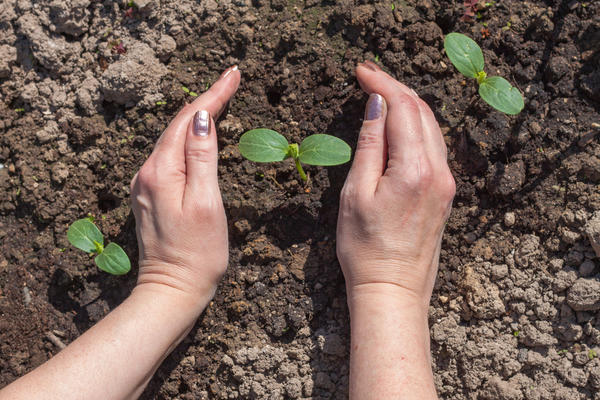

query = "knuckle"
185;146;214;164
395;93;420;113
136;166;155;188
340;182;369;211
403;158;434;193
356;130;382;152
192;195;223;220
438;170;456;203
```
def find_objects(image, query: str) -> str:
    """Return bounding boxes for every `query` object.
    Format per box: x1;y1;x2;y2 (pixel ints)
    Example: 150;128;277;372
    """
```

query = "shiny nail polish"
221;65;239;80
365;93;385;120
193;110;210;136
362;60;381;72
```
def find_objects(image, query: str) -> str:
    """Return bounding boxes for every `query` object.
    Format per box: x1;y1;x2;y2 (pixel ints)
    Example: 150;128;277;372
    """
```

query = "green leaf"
444;33;485;79
95;243;131;275
298;134;351;166
479;76;524;115
67;219;104;253
239;129;290;162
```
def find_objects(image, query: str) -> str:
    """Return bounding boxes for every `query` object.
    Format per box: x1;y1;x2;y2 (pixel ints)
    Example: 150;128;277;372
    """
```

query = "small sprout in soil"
155;100;167;106
67;218;131;275
462;0;480;21
14;108;25;112
111;40;127;54
238;129;351;182
558;349;569;355
374;54;381;63
391;3;395;11
502;21;512;31
444;32;524;115
181;86;198;97
512;330;520;337
589;349;598;360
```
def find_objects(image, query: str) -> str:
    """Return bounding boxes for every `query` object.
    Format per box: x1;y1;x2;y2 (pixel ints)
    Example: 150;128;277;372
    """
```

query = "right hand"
130;66;240;310
336;61;455;310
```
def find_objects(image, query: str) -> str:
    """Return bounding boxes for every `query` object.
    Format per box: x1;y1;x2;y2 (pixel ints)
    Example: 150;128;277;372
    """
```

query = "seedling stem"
295;158;308;182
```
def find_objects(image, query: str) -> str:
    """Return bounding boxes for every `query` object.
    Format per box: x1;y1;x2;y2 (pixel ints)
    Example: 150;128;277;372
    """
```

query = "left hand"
130;66;241;309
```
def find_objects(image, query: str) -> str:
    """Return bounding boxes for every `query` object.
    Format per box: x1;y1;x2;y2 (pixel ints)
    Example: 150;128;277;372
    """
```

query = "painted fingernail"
193;110;210;136
220;65;239;80
365;93;385;120
362;60;381;72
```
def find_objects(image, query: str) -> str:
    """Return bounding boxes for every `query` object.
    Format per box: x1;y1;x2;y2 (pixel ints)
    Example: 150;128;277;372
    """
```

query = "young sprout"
444;32;524;115
181;86;198;97
238;129;351;182
67;218;131;275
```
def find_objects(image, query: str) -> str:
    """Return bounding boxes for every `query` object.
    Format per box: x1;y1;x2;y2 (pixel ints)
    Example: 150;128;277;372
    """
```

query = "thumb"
345;93;388;193
184;110;219;197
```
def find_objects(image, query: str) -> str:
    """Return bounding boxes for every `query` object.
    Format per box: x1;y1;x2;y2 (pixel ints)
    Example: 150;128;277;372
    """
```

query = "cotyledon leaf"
238;129;290;162
298;134;351;166
444;32;485;79
479;76;524;115
67;219;104;253
95;243;131;275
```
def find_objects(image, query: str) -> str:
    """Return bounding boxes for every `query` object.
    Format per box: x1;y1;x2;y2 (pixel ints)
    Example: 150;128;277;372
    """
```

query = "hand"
130;66;241;309
337;61;455;310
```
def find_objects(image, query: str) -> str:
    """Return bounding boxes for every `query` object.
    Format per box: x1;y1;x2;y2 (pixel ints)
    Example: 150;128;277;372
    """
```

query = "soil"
1;0;600;398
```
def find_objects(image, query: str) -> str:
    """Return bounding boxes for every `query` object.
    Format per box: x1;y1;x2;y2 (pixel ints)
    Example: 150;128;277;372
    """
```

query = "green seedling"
589;349;597;360
155;100;167;106
67;218;131;275
444;32;524;115
513;330;520;337
238;129;351;182
181;86;198;97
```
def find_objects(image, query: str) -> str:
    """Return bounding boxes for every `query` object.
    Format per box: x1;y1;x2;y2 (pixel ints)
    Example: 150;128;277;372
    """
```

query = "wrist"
136;261;221;313
346;282;430;318
131;279;214;320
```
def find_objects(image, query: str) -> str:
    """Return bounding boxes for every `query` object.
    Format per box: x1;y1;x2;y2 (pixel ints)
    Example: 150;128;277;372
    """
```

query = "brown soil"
1;0;599;399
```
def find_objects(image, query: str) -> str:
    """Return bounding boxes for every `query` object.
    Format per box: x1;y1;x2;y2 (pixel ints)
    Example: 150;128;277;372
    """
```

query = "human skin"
0;61;453;399
337;61;455;399
0;65;241;400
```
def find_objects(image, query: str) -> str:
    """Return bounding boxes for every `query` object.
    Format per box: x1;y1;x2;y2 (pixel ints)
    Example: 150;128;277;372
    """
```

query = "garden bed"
0;0;599;398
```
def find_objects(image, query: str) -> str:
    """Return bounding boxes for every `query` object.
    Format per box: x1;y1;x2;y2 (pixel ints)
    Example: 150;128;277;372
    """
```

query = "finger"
414;95;448;163
345;93;388;193
356;63;425;167
152;65;241;165
356;61;415;99
183;110;219;200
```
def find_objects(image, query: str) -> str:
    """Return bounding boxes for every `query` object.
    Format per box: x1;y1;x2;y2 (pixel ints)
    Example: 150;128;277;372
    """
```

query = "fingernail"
365;93;385;120
193;110;210;136
410;88;419;97
220;65;239;80
362;60;380;72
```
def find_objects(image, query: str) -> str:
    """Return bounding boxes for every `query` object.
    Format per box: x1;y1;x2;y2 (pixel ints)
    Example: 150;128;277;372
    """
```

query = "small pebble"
504;212;516;227
22;286;31;306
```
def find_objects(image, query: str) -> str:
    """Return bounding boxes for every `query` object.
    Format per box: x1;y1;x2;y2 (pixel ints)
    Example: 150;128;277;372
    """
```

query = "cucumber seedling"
238;129;351;182
67;217;131;275
444;32;524;115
